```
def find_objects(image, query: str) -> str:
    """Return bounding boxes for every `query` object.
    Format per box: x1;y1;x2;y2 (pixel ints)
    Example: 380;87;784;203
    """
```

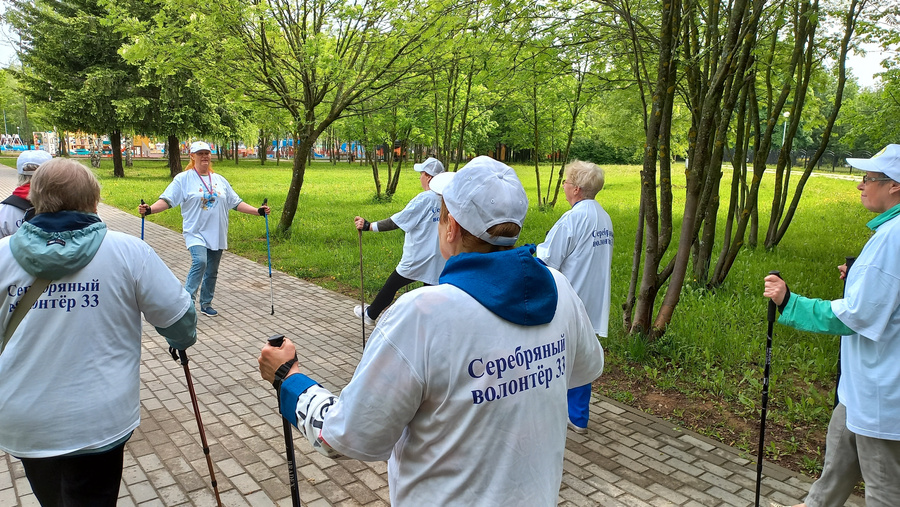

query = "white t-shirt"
316;268;604;506
536;199;614;336
832;214;900;440
390;190;445;285
0;203;26;239
160;170;243;250
0;232;192;457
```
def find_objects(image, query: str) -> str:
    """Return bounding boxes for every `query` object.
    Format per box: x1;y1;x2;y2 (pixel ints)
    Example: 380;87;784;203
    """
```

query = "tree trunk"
168;134;182;178
766;0;860;249
629;0;681;335
277;131;314;235
531;75;543;207
259;129;267;165
111;130;124;178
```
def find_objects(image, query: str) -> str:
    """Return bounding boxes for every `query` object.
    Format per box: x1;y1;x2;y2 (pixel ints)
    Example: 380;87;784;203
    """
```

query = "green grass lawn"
1;154;871;476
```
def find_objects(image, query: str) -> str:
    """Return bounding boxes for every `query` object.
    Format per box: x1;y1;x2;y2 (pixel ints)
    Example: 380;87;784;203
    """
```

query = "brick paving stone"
649;497;683;507
646;483;690;505
698;471;741;493
0;165;865;506
558;485;597;507
706;485;750;506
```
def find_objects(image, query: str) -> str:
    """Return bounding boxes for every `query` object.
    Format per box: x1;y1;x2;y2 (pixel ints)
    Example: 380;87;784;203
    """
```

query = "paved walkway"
0;164;861;507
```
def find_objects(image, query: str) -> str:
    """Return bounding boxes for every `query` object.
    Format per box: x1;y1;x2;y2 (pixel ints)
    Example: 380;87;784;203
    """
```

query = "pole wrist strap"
272;357;297;392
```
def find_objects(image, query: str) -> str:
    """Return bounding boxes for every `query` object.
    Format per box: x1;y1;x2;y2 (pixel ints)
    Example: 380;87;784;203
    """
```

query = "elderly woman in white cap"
764;144;900;507
140;141;269;317
536;160;614;435
0;149;53;238
259;156;604;506
352;156;447;325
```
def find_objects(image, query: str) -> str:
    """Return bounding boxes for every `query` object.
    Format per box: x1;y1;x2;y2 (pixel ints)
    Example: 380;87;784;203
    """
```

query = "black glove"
258;206;267;216
363;219;371;231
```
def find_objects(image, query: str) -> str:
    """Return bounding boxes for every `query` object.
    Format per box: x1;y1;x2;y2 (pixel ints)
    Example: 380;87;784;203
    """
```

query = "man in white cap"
0;149;53;238
260;155;604;506
352;156;447;325
764;144;900;507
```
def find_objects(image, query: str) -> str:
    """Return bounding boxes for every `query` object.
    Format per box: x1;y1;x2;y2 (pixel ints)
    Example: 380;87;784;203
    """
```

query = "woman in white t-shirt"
352;157;446;325
139;141;270;317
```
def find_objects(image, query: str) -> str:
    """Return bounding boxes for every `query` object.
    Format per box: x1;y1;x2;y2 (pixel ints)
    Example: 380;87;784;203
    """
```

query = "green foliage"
8;0;139;135
568;138;641;165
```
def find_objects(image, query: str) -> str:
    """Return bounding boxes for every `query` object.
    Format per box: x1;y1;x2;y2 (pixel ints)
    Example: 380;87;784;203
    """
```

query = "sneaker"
354;304;376;326
200;306;218;317
567;418;588;435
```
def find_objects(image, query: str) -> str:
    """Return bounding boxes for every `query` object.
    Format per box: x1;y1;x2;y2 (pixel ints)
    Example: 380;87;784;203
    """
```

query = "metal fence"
722;148;874;174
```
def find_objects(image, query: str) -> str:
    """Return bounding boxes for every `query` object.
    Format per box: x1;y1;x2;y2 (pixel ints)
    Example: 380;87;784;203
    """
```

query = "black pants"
20;441;125;507
368;270;427;318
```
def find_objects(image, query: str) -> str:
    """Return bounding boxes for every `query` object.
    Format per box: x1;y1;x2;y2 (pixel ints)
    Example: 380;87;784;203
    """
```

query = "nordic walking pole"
267;334;301;507
263;198;274;315
358;229;366;349
140;199;145;240
756;270;781;507
833;257;856;409
170;348;223;507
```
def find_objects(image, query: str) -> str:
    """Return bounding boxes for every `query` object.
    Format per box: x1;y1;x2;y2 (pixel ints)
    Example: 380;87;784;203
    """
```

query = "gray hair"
565;160;605;199
29;158;100;214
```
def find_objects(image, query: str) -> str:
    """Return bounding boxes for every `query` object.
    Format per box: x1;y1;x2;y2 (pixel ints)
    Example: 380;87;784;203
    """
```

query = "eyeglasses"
861;175;893;184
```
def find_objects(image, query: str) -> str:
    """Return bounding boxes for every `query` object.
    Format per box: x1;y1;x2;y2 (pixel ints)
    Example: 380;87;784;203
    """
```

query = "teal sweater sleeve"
155;303;198;350
778;293;854;335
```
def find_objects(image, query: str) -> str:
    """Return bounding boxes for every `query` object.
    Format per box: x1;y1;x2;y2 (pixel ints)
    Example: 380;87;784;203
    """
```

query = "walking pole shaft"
268;335;301;507
358;230;366;349
756;270;780;507
264;198;274;315
172;349;223;507
140;199;145;241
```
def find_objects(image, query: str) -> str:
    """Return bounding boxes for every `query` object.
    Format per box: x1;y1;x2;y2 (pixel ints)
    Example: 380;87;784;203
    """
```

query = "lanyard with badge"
194;168;217;205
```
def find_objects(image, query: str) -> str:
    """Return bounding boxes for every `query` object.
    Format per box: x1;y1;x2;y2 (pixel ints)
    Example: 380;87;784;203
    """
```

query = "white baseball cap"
414;157;445;177
17;150;53;175
190;141;212;154
429;156;528;246
847;145;900;182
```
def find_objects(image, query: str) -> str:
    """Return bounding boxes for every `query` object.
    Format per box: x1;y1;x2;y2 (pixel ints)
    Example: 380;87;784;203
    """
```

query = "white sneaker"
567;418;588;435
354;305;377;326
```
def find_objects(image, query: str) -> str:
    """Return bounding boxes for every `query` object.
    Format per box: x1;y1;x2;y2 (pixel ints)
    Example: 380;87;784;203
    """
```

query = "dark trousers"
368;270;422;318
19;441;125;507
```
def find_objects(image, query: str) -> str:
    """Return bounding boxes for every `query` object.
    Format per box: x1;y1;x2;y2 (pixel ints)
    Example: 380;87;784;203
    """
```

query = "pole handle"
263;197;268;206
767;271;782;323
268;334;285;347
169;347;188;365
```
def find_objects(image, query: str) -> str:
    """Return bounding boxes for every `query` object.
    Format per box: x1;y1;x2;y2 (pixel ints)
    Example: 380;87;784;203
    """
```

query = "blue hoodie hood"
439;244;557;326
9;211;107;279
